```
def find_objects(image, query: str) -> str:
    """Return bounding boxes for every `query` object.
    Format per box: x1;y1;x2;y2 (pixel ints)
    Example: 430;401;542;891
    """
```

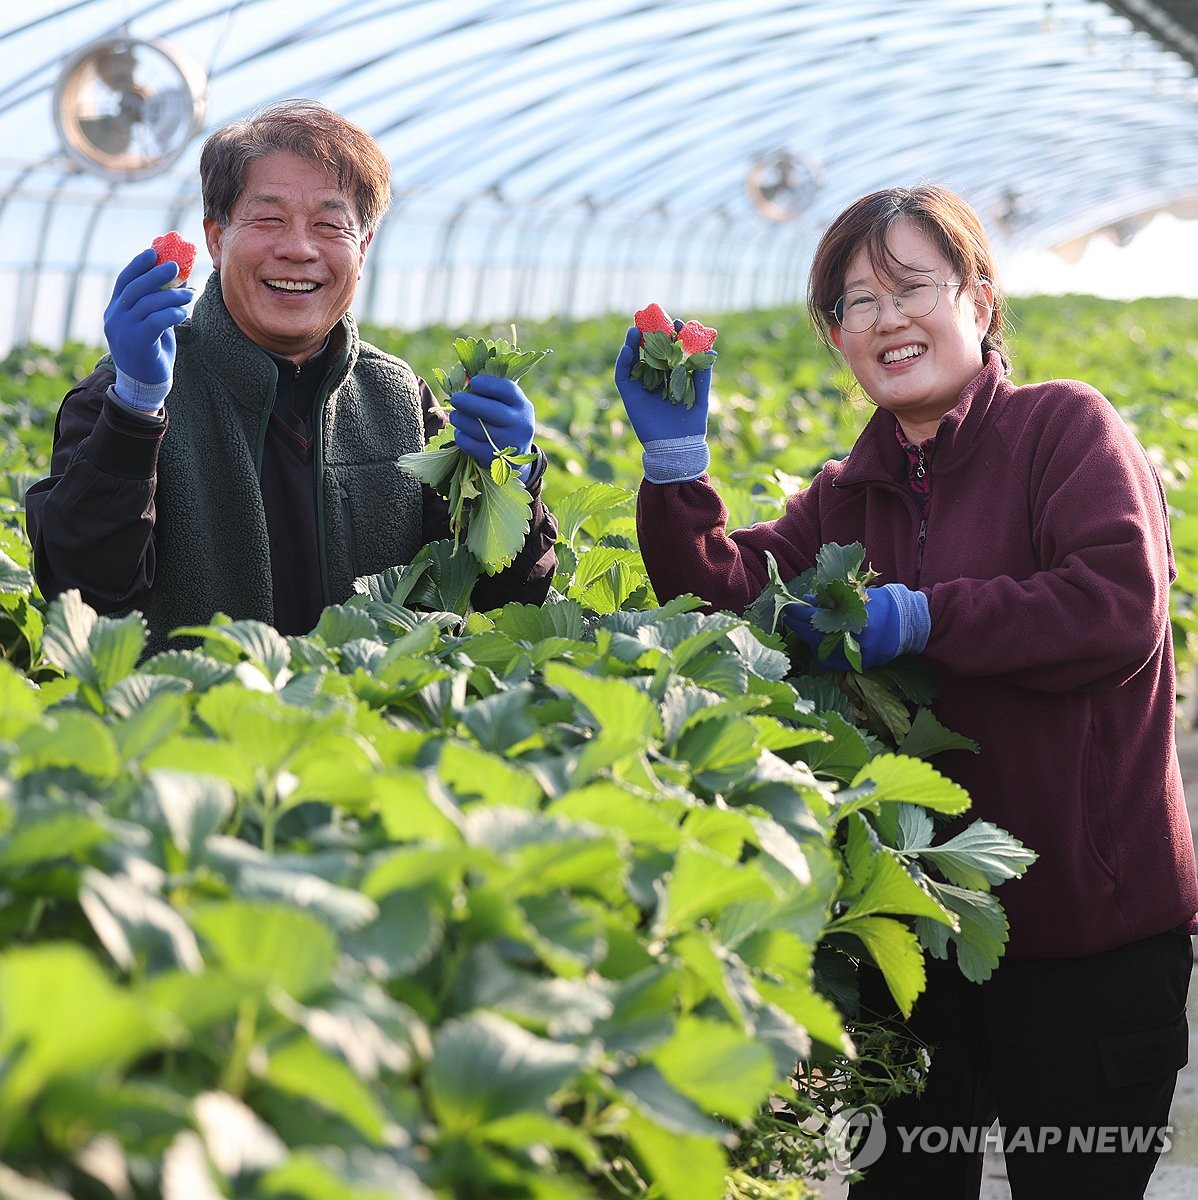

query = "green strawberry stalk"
629;302;717;408
398;333;551;574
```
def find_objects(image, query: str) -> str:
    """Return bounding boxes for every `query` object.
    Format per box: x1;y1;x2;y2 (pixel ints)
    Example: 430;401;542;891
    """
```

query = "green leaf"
170;617;290;678
848;753;971;815
621;1108;726;1200
550;781;684;850
914;820;1037;890
438;738;541;805
465;467;534;574
397;443;464;492
797;711;871;783
426;1012;586;1133
477;1110;601;1170
15;709;122;780
110;688;192;760
346;888;445;980
0;547;33;594
0;944;177;1119
147;769;236;859
0;659;41;739
833;914;926;1016
850;672;913;744
814;542;867;589
261;1149;433;1200
834;850;956;927
543;661;663;776
194;685;321;773
264;1034;391;1144
191;902;338;1000
657;845;776;937
916;880;1013;982
233;862;378;933
311;604;380;648
78;867;204;974
650;1016;776;1122
0;807;108;869
41;589;146;696
899;705;981;759
551;482;634;548
372;771;466;845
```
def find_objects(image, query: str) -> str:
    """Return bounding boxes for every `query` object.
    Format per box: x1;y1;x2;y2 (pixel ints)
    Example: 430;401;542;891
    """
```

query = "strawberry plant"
398;333;550;574
7;291;1197;1195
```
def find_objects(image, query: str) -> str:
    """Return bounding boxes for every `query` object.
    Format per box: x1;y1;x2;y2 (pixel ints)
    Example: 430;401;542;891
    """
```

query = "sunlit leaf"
427;1012;586;1133
191;902;337;1000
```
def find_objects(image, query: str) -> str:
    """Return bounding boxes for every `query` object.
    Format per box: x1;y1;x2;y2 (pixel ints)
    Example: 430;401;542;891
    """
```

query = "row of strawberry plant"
0;465;1034;1197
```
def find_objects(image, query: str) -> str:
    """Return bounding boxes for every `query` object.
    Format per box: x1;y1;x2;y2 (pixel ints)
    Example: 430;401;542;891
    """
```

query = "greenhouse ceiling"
1;0;1196;351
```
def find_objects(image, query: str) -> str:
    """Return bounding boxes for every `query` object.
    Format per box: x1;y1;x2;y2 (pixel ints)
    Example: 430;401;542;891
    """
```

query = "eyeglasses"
832;274;962;333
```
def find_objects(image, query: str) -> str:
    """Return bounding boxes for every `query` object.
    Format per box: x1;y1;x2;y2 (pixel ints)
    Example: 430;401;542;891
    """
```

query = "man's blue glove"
614;324;712;483
783;584;931;671
449;374;537;483
103;247;194;414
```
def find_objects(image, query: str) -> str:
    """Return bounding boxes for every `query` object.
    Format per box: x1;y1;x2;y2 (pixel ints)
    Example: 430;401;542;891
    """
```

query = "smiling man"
26;100;557;655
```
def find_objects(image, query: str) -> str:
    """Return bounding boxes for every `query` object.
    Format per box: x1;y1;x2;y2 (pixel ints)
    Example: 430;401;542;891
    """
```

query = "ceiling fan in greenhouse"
745;150;824;223
52;33;208;181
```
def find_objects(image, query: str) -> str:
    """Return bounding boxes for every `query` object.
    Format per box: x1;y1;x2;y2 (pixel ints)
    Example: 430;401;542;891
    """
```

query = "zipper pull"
915;445;926;479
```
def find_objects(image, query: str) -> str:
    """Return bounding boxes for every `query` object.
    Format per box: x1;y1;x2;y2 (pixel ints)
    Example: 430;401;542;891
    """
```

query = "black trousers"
848;929;1193;1200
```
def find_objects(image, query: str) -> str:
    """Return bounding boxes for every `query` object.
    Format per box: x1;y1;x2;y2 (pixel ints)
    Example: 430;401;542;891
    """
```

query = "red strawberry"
152;231;198;286
634;302;674;338
677;319;717;356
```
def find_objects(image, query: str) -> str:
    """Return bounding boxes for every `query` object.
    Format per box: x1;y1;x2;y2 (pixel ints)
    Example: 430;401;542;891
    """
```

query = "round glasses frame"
832;274;962;334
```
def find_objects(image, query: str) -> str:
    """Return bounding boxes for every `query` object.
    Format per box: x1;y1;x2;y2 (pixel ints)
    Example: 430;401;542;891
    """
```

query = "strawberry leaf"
466;469;534;575
395;444;462;493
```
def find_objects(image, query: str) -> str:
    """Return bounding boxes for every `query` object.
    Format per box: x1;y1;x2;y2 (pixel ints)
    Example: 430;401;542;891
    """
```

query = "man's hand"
449;375;536;481
103;248;194;413
783;583;931;671
614;323;712;482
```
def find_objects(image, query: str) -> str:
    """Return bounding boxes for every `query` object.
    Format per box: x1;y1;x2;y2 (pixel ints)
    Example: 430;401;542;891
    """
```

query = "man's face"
203;151;370;362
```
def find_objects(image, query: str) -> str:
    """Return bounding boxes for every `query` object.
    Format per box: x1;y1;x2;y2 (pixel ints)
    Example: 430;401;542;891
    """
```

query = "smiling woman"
616;181;1198;1200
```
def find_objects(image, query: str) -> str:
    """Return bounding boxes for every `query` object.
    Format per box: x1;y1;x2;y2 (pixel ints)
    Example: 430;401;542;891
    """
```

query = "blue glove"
449;374;536;483
103;248;194;413
614;323;712;483
783;584;931;671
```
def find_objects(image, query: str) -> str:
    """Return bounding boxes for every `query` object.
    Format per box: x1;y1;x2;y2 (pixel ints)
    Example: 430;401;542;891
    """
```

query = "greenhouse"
1;0;1197;353
2;5;1198;1199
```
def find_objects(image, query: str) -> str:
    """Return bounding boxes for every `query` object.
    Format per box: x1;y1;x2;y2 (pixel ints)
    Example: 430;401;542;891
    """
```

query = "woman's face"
830;219;992;441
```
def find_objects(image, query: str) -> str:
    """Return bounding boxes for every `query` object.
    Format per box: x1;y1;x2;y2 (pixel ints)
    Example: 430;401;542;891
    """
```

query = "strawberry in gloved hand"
615;303;717;483
103;239;197;414
152;231;198;288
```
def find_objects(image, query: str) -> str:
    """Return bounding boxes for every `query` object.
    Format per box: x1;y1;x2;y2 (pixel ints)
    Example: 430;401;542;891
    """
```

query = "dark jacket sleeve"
23;367;166;612
415;378;558;609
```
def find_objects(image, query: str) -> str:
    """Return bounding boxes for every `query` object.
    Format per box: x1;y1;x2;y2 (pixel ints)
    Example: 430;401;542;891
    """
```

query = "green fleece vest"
138;272;425;655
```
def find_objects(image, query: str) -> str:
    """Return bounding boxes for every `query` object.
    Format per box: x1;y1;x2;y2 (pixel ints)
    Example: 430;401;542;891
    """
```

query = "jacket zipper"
913;440;935;581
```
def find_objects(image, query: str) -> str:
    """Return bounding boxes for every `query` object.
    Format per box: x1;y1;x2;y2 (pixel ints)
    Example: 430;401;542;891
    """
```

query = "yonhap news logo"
823;1109;1173;1174
824;1105;886;1173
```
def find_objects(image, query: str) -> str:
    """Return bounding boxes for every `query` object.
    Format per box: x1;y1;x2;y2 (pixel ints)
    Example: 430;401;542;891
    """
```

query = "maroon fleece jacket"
637;353;1198;959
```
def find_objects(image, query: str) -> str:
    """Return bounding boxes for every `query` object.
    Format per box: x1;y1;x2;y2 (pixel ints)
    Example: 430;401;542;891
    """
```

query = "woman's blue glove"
783;584;931;671
449;374;536;482
614;324;712;483
103;248;194;413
